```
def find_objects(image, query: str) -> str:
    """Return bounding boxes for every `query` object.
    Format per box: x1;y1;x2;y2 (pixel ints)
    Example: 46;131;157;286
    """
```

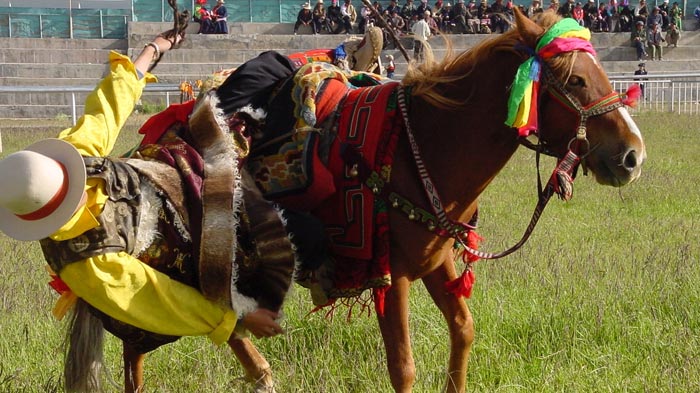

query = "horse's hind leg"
229;336;275;393
123;342;146;393
377;275;416;393
421;260;474;393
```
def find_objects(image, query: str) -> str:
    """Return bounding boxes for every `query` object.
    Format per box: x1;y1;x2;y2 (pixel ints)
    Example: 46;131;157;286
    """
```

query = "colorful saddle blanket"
251;68;404;306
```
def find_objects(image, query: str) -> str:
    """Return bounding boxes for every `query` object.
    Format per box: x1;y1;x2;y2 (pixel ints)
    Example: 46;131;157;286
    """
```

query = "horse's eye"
568;76;585;88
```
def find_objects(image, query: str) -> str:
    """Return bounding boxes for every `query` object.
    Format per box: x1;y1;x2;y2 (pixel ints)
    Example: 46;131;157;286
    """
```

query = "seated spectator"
558;0;575;17
582;0;597;29
488;0;510;33
401;0;418;29
386;0;401;16
327;0;344;33
619;3;634;32
527;0;544;18
295;3;316;34
573;2;585;25
477;0;491;33
358;4;371;33
195;3;215;34
425;10;440;34
436;2;452;31
596;2;610;32
646;6;662;30
646;22;664;60
665;22;680;46
212;0;228;34
313;0;328;34
631;20;648;60
340;0;358;34
450;0;469;33
549;0;560;13
466;0;481;33
389;9;407;34
606;0;620;32
417;0;431;17
633;0;648;26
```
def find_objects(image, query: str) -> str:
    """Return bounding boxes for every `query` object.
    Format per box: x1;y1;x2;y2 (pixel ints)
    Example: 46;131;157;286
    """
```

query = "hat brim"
0;139;86;241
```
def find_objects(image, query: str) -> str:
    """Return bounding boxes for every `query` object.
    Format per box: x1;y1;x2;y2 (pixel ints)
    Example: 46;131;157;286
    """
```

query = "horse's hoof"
253;385;276;393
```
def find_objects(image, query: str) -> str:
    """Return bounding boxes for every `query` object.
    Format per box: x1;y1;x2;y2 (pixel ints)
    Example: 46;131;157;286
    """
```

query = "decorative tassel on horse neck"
445;230;483;299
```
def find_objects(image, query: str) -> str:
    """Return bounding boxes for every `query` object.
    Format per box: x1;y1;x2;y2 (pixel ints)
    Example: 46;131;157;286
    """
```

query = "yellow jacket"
51;51;236;345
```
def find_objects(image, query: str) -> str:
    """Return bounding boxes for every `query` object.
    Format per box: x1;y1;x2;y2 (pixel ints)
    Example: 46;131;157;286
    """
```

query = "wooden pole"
359;0;411;62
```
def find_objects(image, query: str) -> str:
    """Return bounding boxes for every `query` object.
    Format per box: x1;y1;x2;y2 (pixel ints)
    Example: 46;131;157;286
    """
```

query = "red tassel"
48;275;70;295
373;286;389;317
464;230;483;263
445;269;476;299
622;84;642;108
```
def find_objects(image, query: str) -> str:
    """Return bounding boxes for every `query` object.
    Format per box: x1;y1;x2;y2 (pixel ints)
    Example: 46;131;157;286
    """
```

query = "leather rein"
394;62;627;260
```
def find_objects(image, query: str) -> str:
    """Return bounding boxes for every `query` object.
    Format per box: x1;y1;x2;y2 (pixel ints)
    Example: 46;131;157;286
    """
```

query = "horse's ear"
514;7;545;48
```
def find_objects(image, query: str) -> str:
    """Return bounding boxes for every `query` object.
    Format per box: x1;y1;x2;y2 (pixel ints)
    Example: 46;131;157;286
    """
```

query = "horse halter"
540;64;625;158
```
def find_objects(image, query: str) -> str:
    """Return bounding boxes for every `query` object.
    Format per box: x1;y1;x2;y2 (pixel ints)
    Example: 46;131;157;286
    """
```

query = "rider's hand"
240;308;284;338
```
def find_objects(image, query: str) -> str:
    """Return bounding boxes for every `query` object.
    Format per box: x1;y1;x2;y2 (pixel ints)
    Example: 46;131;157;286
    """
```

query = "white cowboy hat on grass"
0;138;86;241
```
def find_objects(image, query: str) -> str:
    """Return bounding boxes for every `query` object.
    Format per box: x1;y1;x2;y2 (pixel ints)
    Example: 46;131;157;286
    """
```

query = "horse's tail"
63;299;105;393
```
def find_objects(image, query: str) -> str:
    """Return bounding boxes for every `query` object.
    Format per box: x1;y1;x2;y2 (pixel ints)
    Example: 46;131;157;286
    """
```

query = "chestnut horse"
115;9;645;393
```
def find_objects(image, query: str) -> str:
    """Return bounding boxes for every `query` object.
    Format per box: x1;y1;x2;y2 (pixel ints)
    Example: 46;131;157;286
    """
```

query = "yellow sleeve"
57;51;157;158
58;251;237;345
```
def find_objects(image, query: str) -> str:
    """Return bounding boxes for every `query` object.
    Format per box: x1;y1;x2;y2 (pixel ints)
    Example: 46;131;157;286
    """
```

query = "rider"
0;29;284;346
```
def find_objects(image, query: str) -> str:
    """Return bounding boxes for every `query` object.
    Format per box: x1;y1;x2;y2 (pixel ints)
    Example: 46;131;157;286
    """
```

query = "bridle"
393;51;632;261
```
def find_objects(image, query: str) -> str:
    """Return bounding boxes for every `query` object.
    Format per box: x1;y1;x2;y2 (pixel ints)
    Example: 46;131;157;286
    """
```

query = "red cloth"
311;82;402;309
138;100;196;146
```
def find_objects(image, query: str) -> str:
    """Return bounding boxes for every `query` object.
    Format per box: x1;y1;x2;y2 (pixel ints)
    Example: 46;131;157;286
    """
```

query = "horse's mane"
402;11;570;109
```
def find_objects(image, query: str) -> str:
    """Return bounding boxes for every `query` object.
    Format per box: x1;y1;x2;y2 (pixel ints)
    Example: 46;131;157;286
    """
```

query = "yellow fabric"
513;82;533;128
560;29;591;41
49;51;237;345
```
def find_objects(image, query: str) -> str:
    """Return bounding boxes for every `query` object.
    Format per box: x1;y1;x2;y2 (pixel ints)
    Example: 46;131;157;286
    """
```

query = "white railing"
0;84;181;124
610;73;700;115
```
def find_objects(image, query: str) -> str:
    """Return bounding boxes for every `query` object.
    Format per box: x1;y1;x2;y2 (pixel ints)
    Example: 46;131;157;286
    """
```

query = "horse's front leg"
228;336;275;393
377;275;415;393
421;259;474;393
123;342;146;393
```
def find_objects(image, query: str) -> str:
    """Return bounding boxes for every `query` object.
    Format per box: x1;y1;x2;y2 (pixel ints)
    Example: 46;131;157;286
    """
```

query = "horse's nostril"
622;149;638;171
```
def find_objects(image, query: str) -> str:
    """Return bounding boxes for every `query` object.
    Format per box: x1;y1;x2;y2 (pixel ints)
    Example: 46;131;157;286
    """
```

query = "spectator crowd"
287;0;691;37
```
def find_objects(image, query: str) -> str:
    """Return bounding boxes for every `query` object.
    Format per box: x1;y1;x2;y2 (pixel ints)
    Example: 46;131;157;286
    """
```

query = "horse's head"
514;10;646;187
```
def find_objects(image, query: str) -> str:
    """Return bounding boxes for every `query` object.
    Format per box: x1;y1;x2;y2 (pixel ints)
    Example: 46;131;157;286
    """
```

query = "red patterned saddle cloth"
252;79;404;307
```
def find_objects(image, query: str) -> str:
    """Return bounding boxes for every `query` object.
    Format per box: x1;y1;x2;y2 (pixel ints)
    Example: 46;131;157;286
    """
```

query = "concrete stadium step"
0;63;109;79
0;37;126;50
0;77;102;87
0;48;122;65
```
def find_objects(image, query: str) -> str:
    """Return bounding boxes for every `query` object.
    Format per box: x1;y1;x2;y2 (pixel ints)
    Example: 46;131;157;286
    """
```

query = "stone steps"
1;21;699;119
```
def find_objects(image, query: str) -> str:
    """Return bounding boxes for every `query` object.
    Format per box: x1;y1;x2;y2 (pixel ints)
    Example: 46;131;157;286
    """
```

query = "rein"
393;41;629;260
395;87;579;260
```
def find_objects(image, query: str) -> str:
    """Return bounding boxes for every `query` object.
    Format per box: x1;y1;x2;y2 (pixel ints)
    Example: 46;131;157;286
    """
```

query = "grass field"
0;112;698;392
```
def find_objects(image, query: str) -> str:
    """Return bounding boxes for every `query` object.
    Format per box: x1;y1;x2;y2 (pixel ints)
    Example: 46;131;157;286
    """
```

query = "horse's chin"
590;164;642;187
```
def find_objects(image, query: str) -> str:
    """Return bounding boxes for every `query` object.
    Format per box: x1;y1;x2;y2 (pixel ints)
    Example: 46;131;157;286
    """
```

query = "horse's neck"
407;57;522;218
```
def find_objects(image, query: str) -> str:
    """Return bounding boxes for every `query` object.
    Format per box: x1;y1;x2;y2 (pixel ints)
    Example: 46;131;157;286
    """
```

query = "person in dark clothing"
633;62;648;99
295;3;316;34
212;0;228;34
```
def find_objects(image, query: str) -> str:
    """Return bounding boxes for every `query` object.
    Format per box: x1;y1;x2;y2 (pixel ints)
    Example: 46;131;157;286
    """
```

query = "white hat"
302;2;311;8
0;139;86;241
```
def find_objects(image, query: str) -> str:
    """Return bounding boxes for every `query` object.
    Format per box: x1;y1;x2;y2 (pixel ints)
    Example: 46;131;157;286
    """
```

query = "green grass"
0;113;698;392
